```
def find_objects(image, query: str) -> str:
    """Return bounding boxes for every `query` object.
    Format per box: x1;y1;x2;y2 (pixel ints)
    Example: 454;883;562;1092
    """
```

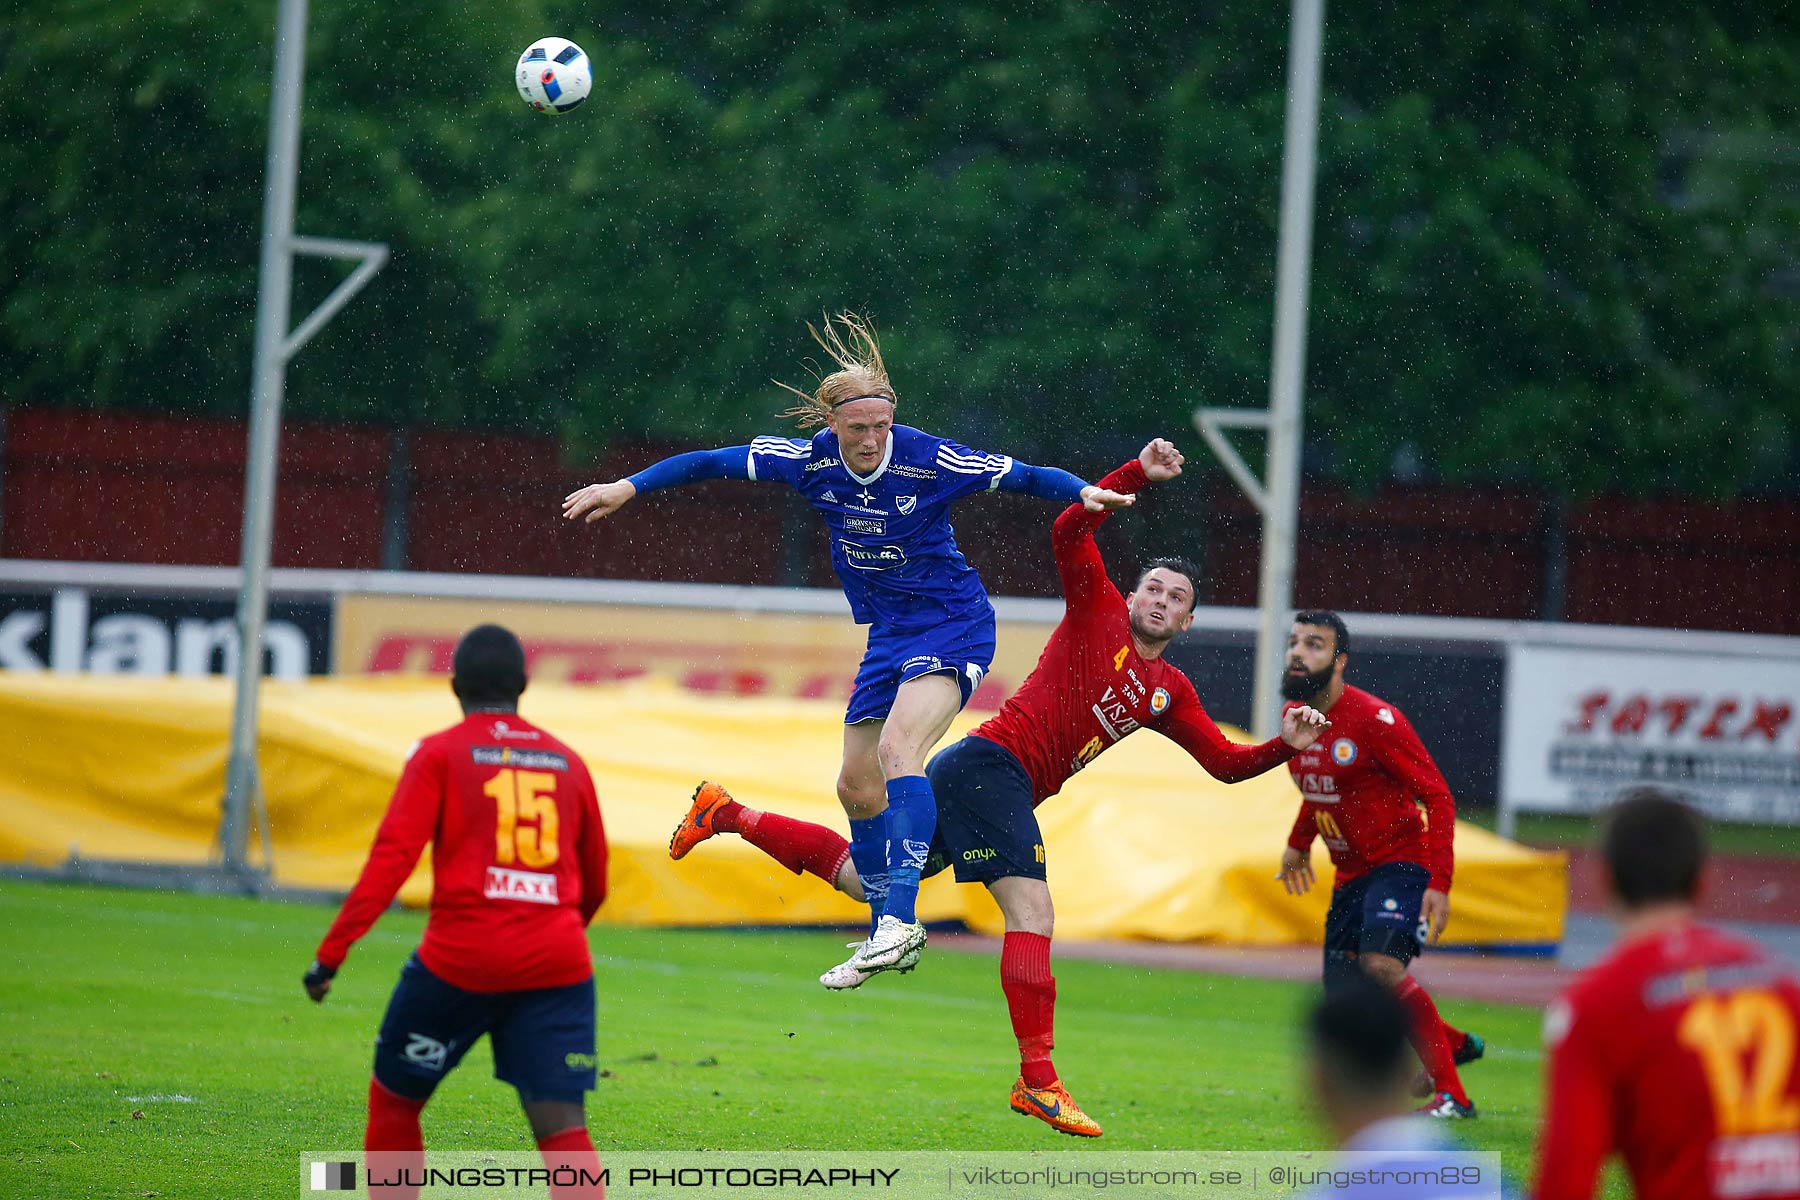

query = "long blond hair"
775;312;896;429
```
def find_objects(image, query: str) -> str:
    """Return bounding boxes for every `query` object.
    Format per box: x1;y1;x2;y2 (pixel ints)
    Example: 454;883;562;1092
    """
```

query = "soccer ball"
515;37;591;115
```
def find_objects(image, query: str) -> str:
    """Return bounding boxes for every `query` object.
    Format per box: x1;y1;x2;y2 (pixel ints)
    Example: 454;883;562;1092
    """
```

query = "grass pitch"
0;879;1572;1198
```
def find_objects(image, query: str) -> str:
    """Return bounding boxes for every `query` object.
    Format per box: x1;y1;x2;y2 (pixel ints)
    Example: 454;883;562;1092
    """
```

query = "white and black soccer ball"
515;37;591;115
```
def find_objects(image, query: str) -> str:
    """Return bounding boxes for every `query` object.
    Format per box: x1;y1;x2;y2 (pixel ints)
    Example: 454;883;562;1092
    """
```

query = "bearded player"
563;313;1133;984
1274;610;1483;1119
1535;789;1800;1200
664;439;1329;1137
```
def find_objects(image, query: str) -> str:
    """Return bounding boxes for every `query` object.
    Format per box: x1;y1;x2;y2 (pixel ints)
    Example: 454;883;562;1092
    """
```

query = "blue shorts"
844;614;995;725
372;954;597;1103
1322;861;1432;985
921;736;1045;885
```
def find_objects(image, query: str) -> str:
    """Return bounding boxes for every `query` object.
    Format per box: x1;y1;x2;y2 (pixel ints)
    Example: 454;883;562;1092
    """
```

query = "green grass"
1467;808;1800;858
0;879;1576;1198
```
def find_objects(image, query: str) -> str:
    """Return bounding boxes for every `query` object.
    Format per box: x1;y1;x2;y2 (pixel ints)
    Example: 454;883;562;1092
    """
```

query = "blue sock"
880;775;936;925
847;816;888;937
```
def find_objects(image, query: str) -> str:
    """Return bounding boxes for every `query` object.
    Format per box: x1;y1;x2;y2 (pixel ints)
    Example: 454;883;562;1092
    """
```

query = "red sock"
1441;1020;1468;1054
739;810;852;884
364;1078;425;1200
1001;932;1058;1089
1395;977;1468;1105
537;1126;606;1200
713;800;745;834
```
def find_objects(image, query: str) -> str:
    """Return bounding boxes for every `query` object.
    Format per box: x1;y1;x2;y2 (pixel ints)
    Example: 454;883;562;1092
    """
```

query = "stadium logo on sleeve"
1331;737;1358;765
1149;687;1170;716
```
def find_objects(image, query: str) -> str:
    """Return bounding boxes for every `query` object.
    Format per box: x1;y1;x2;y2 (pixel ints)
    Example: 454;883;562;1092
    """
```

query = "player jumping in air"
303;626;609;1200
562;313;1133;985
665;440;1329;1137
1274;610;1483;1120
1535;789;1800;1200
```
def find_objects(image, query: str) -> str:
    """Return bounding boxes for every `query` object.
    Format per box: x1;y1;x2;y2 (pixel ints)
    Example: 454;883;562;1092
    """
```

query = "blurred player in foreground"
667;439;1328;1136
303;625;609;1200
1304;977;1474;1199
1275;611;1483;1119
563;313;1133;984
1534;788;1800;1200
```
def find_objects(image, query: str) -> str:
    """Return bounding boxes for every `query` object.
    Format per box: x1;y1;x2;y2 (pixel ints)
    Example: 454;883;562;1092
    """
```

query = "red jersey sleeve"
1050;459;1147;612
1372;706;1457;892
314;739;445;969
1156;673;1297;783
573;759;609;926
1532;994;1616;1200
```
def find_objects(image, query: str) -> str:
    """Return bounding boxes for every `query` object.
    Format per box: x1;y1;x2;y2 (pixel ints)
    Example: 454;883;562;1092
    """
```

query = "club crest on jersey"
896;495;916;515
1150;687;1170;716
1331;737;1358;765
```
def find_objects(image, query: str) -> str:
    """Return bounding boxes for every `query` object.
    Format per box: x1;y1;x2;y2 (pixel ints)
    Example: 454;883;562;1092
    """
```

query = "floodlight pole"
1194;0;1323;739
220;0;387;879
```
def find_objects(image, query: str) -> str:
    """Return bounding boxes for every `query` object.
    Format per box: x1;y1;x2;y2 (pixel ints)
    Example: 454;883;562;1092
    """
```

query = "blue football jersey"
746;424;1012;630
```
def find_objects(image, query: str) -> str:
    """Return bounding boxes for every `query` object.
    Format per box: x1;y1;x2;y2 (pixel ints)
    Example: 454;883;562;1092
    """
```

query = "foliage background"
3;2;1795;496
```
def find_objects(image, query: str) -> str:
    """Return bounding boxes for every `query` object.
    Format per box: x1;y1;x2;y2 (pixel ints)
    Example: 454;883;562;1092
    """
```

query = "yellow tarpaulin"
0;672;1564;947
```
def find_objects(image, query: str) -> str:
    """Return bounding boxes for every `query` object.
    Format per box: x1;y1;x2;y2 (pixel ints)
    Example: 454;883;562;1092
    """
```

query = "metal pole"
1250;0;1325;738
221;0;309;877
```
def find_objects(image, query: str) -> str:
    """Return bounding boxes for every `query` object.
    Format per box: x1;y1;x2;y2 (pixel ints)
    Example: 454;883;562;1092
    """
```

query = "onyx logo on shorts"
962;847;997;862
840;542;907;570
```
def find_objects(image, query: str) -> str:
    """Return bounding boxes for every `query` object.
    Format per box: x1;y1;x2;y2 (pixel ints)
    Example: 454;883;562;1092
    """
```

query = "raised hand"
562;480;638;524
1281;704;1330;751
1139;438;1185;482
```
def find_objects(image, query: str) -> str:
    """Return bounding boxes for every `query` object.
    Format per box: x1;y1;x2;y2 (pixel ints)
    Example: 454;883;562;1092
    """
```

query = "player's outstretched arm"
562;444;761;524
562;479;637;523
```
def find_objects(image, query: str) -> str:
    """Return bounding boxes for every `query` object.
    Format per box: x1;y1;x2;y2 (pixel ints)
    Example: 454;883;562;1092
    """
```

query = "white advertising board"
1503;643;1800;824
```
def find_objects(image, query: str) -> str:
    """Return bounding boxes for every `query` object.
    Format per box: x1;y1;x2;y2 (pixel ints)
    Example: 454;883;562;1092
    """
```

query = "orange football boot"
1009;1077;1103;1138
669;781;733;860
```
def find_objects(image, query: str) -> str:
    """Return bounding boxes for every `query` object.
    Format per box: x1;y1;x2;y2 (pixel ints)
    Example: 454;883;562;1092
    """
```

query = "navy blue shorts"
844;613;996;725
1322;862;1432;982
372;954;597;1103
920;736;1046;885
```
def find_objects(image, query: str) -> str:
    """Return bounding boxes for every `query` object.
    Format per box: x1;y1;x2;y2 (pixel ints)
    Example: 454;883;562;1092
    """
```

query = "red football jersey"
1535;921;1800;1200
970;458;1295;804
1283;685;1454;892
315;712;608;993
